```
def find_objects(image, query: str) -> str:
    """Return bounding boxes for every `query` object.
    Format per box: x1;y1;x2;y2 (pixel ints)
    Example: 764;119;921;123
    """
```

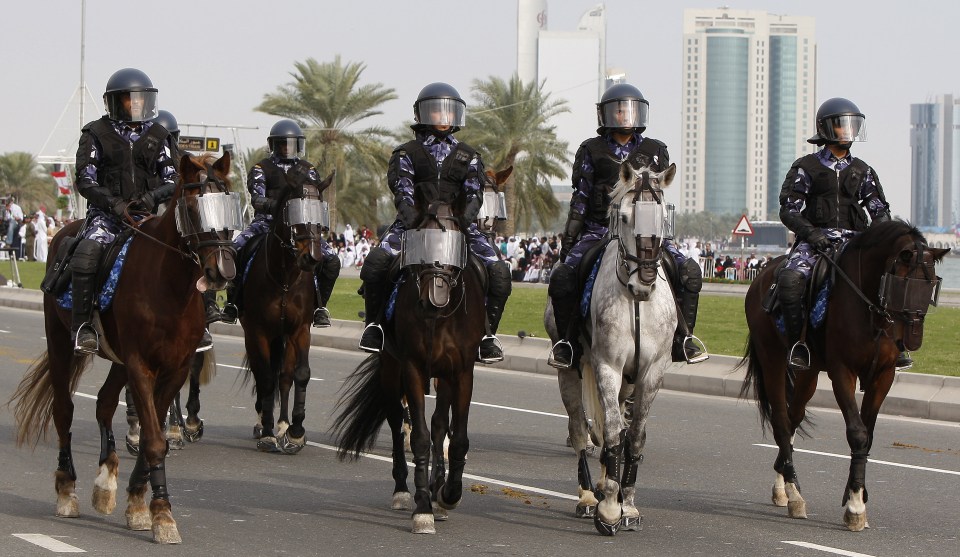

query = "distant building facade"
681;8;816;219
910;94;960;228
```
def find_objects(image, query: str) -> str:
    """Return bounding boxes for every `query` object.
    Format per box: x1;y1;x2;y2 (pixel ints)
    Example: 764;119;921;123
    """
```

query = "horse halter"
877;238;942;348
611;170;667;286
280;185;328;263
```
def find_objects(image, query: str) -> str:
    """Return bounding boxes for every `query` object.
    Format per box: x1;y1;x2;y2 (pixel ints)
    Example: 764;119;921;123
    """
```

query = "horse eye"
621;214;628;224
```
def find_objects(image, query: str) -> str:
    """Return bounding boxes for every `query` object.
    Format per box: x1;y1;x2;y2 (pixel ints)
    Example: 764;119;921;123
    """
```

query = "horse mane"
845;219;924;252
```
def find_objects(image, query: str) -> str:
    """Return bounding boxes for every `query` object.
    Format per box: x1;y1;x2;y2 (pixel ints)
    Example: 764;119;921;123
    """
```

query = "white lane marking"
782;540;876;557
755;444;960;476
0;329;11;333
12;534;85;553
306;441;577;501
423;394;567;419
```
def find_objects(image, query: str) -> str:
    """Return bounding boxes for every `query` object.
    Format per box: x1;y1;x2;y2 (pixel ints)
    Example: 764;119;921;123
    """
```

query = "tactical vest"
258;158;317;199
79;117;169;200
578;136;666;224
394;139;476;205
795;154;871;232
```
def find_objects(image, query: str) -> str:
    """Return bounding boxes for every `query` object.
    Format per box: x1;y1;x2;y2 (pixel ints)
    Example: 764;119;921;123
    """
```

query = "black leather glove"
252;197;277;214
110;197;129;219
398;203;419;229
134;190;156;213
806;228;832;252
559;216;584;262
460;196;482;230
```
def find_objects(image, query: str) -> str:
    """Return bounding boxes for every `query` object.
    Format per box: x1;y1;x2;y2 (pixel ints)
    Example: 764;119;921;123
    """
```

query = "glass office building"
682;8;816;219
910;95;959;228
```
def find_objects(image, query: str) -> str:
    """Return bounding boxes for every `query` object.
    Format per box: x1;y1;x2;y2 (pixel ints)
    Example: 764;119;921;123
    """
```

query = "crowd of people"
1;197;67;263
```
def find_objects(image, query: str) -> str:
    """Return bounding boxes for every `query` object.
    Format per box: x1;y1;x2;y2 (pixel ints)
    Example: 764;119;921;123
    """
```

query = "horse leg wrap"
600;443;624;503
621;447;643;488
98;424;117;466
577;449;594;491
149;463;169;501
128;453;150;492
842;451;869;505
775;456;800;492
57;433;77;481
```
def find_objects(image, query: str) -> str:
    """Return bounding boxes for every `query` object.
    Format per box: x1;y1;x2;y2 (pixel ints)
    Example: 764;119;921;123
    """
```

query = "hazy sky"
2;0;957;218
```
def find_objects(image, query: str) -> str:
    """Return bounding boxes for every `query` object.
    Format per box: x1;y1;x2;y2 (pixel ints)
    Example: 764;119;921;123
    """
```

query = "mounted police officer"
357;82;512;363
70;68;177;354
778;97;904;372
221;119;340;328
548;83;707;369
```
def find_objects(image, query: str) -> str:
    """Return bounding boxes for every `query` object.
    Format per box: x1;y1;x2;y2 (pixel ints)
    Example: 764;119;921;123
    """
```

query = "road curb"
2;286;956;423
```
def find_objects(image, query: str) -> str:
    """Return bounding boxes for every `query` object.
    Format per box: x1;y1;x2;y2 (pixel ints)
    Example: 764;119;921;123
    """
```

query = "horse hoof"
437;488;461;511
621;514;642;531
280;433;306;455
594;514;622;536
411;513;436;534
167;436;184;451
56;493;80;518
772;486;788;507
844;509;867;532
152;522;182;544
576;504;596;518
126;507;152;531
787;500;807;519
184;420;204;443
391;491;412;511
433;506;449;521
253;424;263;439
92;463;118;515
125;436;139;456
257;436;282;453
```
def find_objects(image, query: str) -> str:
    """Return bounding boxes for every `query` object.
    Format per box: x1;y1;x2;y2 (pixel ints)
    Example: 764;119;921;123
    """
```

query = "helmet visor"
599;99;648;129
104;91;158;122
271;137;306;159
416;98;466;127
819;114;867;143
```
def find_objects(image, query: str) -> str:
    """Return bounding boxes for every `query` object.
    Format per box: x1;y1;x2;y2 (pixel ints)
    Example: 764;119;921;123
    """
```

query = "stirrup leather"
547;340;573;369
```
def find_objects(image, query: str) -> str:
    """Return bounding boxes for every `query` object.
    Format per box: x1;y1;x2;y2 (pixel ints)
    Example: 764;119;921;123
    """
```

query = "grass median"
7;260;958;376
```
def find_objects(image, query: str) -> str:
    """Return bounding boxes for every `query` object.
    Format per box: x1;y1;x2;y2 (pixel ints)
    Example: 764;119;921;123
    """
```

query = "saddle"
44;227;136;305
762;247;841;327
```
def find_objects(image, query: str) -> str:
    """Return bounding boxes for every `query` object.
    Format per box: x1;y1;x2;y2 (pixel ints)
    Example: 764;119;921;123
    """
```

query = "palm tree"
460;75;570;237
0;151;57;213
255;56;397;229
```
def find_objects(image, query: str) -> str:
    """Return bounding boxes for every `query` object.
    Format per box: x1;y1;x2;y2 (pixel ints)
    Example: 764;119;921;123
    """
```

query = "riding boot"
70;269;99;354
313;255;340;328
203;290;221;324
672;288;708;363
478;262;511;364
221;284;239;324
358;279;387;353
778;269;811;372
548;293;579;369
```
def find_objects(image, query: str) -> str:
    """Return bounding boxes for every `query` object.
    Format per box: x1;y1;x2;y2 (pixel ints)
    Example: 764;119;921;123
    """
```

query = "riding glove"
398;202;419;229
806;229;832;252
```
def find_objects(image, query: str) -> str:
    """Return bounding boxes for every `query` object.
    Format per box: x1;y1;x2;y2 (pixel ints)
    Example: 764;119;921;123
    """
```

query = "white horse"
546;161;678;535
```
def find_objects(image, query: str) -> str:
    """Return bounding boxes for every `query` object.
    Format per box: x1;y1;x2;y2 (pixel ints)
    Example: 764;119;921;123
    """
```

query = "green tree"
255;56;397;229
461;75;570;237
0;152;57;213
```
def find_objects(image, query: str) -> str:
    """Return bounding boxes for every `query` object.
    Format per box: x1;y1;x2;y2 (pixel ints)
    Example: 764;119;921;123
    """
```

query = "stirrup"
73;323;99;355
221;303;238;324
313;307;331;328
894;351;913;372
477;335;504;364
683;334;709;364
195;329;213;352
358;323;384;353
787;341;811;372
548;340;574;369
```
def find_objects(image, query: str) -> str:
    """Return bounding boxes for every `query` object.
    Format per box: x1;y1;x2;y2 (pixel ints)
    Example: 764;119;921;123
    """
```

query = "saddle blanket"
580;251;605;317
775;278;832;334
57;237;133;311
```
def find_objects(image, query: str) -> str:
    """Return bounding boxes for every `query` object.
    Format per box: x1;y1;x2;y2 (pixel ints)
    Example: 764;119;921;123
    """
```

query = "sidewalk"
2;286;957;423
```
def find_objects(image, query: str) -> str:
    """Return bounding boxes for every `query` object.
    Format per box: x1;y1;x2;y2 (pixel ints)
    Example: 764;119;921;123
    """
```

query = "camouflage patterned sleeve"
569;145;593;217
859;168;891;218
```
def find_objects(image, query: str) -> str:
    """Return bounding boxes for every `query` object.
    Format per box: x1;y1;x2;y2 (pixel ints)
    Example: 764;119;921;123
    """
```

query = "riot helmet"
152;110;180;142
103;68;158;123
597;83;649;134
268;119;306;161
807;97;867;146
413;82;466;133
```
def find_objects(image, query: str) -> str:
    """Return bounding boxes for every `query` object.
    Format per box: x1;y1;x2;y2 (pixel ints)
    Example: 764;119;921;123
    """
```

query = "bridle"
610;169;666;287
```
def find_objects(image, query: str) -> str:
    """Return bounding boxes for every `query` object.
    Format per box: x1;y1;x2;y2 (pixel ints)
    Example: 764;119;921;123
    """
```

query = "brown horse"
740;220;948;531
333;200;486;534
240;174;333;453
11;153;240;544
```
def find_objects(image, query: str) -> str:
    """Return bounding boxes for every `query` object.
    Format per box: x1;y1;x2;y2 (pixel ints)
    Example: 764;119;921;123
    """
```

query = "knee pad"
679;258;702;293
777;269;805;300
72;240;103;274
548;264;577;299
319;253;341;280
359;247;393;282
486;261;512;300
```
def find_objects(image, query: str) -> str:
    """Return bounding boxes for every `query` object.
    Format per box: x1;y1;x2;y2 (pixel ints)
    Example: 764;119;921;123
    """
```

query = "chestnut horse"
11;153;240;544
740;220;947;530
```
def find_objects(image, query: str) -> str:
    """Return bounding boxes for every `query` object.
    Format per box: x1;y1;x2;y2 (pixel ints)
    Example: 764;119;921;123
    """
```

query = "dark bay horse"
545;162;678;535
241;174;333;453
740;220;947;530
333;201;486;534
11;153;240;544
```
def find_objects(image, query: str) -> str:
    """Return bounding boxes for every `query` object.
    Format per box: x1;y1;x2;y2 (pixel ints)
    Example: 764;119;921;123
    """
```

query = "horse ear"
661;163;677;187
212;150;231;176
931;247;951;262
180;153;196;172
320;169;336;192
495;166;513;186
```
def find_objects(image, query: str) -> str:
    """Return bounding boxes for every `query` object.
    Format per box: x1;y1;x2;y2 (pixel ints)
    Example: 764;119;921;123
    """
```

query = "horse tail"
10;352;91;447
580;361;605;445
737;334;774;432
331;353;393;461
197;348;217;386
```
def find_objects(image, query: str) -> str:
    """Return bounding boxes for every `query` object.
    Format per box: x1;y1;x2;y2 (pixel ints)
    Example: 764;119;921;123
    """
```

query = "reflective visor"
819;114;867;142
599;99;648;129
272;137;306;159
417;98;466;127
104;90;159;122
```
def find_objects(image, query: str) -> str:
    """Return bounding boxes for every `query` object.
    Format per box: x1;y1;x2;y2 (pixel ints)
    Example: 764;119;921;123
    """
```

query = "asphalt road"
1;305;958;557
